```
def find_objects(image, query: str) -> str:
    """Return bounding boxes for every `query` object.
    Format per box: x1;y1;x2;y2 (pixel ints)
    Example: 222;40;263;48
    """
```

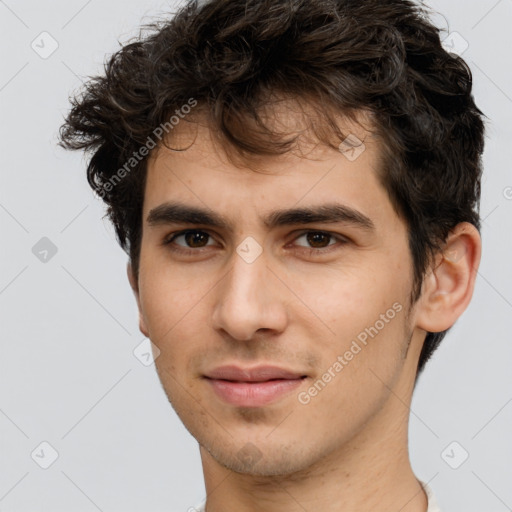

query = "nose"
211;245;288;342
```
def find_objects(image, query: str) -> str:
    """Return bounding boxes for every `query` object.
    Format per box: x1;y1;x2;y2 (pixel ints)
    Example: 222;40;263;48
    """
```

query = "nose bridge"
224;241;271;311
211;240;287;340
233;238;269;293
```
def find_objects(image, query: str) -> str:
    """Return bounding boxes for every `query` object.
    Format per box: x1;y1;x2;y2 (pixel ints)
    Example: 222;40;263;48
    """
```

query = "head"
60;0;484;476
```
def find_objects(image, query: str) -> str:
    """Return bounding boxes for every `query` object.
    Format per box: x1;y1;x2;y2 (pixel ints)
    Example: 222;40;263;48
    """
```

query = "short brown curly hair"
59;0;485;377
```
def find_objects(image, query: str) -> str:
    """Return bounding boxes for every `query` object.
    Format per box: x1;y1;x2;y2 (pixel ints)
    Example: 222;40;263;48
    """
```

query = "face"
131;111;426;477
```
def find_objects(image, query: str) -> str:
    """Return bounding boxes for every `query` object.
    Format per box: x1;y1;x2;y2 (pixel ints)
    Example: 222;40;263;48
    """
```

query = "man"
59;0;485;510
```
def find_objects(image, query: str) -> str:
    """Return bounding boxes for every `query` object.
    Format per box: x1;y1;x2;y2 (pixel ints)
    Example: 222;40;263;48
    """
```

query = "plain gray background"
0;0;511;511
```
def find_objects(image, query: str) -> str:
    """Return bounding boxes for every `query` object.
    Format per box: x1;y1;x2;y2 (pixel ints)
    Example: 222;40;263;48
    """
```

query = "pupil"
187;231;207;247
308;232;329;248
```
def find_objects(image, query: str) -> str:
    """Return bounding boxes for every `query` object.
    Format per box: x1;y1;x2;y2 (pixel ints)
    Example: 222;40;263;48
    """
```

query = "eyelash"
162;229;348;257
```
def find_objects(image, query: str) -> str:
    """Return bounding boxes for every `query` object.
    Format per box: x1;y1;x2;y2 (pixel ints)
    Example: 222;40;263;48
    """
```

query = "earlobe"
126;262;150;338
415;222;481;333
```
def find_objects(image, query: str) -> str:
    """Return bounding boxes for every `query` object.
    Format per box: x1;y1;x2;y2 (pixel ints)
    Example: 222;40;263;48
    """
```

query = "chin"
201;437;319;478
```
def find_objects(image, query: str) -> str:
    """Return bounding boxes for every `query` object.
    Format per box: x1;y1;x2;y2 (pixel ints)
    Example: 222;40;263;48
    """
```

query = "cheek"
293;262;405;332
292;263;410;383
298;280;409;426
138;258;197;341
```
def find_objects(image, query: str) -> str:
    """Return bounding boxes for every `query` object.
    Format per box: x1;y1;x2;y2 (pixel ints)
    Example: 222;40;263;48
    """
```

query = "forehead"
142;106;397;233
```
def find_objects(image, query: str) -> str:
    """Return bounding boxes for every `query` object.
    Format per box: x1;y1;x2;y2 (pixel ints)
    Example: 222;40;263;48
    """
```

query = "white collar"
421;480;442;512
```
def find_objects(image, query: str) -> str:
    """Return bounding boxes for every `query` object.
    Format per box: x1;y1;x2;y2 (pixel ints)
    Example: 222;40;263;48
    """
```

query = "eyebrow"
146;201;376;232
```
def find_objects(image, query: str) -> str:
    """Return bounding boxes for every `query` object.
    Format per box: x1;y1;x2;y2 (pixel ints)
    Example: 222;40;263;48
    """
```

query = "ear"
127;262;149;338
415;222;482;333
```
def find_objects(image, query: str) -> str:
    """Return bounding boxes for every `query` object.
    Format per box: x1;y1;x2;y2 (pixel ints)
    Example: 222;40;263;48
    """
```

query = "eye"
292;231;347;254
163;229;217;253
162;229;348;256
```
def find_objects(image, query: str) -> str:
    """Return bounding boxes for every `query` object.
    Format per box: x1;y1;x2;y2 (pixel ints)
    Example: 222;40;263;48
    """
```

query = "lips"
204;365;307;407
206;365;306;382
